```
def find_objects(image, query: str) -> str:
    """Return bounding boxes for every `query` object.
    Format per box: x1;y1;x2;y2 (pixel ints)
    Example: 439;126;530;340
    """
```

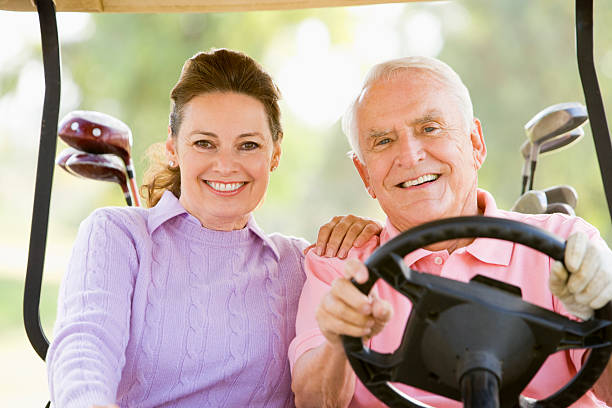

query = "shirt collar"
148;190;280;260
462;188;513;266
380;188;513;267
148;190;188;233
245;216;281;260
380;218;433;266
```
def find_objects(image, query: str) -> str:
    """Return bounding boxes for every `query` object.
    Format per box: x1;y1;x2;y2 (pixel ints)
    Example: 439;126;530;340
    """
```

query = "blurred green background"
1;0;611;404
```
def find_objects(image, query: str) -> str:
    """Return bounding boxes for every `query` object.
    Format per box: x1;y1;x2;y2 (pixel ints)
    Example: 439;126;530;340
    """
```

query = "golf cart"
2;0;612;407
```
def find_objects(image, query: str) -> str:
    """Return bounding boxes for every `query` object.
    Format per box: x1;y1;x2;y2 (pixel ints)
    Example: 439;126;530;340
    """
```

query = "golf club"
520;126;585;194
63;149;133;206
55;147;80;174
511;189;548;214
543;185;578;209
58;110;141;206
521;102;588;194
546;202;576;216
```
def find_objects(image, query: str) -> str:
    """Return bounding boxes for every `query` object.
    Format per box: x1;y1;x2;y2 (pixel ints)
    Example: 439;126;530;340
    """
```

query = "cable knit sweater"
47;191;308;408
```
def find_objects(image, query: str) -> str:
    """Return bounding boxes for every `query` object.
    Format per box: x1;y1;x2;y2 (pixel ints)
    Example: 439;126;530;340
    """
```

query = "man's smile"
397;173;440;188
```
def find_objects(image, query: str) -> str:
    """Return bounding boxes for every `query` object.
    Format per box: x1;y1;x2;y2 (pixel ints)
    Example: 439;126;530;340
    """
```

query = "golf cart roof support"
576;0;612;223
23;0;59;361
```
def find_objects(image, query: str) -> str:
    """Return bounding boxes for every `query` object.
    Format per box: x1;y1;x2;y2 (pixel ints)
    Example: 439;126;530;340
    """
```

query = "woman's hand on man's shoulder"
310;215;382;259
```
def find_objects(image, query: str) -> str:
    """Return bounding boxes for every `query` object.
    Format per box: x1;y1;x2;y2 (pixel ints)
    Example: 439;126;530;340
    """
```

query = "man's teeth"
401;174;439;188
206;181;245;192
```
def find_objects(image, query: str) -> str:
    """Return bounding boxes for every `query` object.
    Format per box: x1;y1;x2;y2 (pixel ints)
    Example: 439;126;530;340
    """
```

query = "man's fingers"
567;244;600;294
330;276;372;314
569;304;594;321
321;292;374;328
590;284;612;309
565;231;589;272
575;261;609;305
371;293;393;322
550;261;569;297
315;216;341;256
343;258;370;283
317;307;372;339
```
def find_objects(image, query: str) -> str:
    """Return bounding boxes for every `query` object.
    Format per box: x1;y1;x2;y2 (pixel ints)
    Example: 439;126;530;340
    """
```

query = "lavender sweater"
47;191;308;408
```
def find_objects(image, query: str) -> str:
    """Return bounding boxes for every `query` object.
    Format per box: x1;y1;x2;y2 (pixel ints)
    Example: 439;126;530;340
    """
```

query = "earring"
169;160;175;167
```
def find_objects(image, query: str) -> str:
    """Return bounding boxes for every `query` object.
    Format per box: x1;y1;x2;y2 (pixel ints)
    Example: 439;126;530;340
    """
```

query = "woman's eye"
195;140;213;148
241;141;260;150
424;126;438;133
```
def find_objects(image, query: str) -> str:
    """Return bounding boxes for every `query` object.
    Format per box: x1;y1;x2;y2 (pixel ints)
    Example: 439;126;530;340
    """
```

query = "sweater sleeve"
47;209;139;408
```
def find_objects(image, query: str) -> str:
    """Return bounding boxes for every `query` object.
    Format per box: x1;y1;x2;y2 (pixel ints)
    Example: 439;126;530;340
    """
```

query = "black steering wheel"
341;216;612;408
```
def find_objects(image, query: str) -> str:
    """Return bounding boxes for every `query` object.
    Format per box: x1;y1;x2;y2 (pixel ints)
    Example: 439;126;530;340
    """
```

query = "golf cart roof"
1;0;428;13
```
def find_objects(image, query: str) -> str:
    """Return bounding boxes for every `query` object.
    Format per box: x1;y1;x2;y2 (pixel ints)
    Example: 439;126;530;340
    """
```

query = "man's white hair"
341;56;474;162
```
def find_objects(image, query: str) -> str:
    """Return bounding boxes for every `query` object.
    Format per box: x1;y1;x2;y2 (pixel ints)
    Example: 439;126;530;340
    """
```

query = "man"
289;56;612;407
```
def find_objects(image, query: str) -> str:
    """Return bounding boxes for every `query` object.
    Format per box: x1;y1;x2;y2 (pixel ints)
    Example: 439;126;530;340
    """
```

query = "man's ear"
470;118;487;169
352;153;376;199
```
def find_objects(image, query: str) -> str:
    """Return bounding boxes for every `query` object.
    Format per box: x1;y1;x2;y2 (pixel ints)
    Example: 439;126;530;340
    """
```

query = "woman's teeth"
401;174;439;188
206;181;245;192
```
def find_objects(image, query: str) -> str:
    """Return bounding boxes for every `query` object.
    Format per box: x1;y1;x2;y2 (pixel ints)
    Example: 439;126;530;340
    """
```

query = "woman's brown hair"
140;48;283;207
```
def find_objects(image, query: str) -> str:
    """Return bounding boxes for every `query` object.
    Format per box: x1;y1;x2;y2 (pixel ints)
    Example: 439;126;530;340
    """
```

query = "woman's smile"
204;180;248;195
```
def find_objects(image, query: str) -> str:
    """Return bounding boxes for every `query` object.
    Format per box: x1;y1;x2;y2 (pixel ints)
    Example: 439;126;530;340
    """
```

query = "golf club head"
546;202;576;216
520;127;585;159
66;151;128;185
511;190;548;214
524;102;588;145
65;151;133;206
55;147;83;174
58;110;133;164
543;185;578;209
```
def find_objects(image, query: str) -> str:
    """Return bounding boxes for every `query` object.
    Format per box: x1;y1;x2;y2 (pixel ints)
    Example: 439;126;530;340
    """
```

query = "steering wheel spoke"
556;317;612;351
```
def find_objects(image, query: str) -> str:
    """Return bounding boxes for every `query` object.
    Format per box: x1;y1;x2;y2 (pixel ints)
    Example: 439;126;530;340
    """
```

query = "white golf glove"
549;231;612;320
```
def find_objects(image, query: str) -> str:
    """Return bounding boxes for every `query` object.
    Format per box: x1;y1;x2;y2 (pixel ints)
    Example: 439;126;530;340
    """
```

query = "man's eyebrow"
411;110;444;125
367;129;392;138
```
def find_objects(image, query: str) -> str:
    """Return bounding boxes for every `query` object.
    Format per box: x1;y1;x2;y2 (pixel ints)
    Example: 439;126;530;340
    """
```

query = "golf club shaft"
527;143;539;191
521;160;530;195
528;161;537;191
125;158;141;207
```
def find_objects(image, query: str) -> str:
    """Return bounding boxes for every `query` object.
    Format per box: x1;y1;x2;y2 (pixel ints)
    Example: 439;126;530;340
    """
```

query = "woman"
47;48;380;408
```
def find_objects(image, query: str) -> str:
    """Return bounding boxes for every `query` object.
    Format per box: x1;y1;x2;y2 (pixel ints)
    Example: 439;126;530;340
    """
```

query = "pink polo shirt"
289;189;608;407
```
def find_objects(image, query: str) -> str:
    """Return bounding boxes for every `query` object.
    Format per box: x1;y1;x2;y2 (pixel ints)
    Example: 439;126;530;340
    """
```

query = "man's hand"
311;215;382;259
549;231;612;320
316;259;393;349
